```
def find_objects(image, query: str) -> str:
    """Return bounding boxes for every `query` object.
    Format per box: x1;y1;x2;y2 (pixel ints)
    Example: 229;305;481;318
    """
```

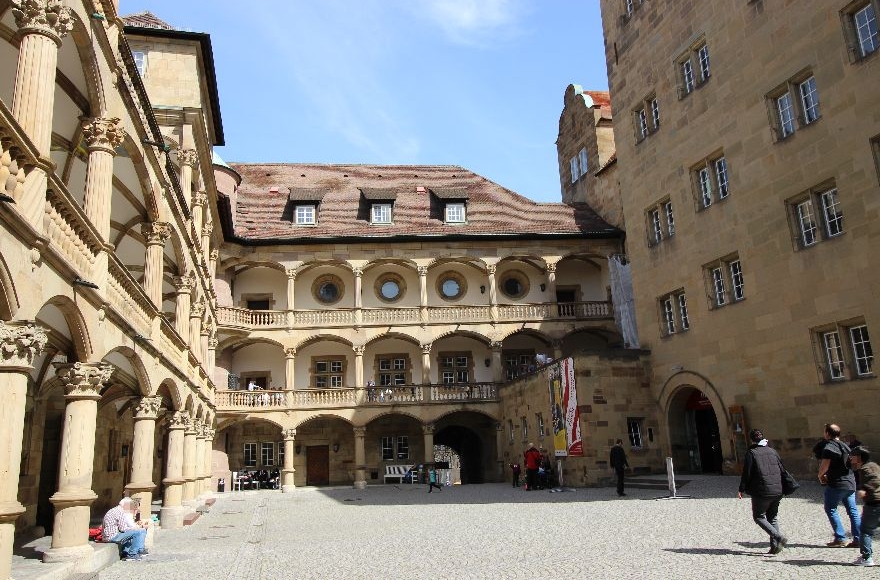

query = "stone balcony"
215;382;499;412
216;301;612;330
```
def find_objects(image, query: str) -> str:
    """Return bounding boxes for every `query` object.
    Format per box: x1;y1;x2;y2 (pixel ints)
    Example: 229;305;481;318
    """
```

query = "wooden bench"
384;464;414;484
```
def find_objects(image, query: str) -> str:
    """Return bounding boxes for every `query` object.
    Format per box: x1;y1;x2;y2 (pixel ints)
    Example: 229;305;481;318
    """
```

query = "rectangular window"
627;419;643;448
650;98;660;129
820;188;843;237
705;255;745;309
729;260;744;301
777;93;796;138
816;321;874;382
855;3;879;57
787;184;845;249
636;108;648;140
677;293;690;330
439;353;471;383
698;168;712;207
662;297;675;335
796;200;818;246
578;147;589;176
681;60;695;94
633;93;659;141
693;152;729;209
295;205;316;225
243;442;257;467
536;413;545;437
650;209;663;244
677;38;711;98
570;157;579;183
396;436;409;460
646;199;674;246
132;50;147;76
711;267;726;306
521;416;528;442
664;201;675;236
314;357;344;389
445;203;466;223
799;76;821;124
659;290;690;336
381;436;394;461
261;442;275;466
697;44;711;81
715;157;729;199
377;355;410;386
371;203;392;224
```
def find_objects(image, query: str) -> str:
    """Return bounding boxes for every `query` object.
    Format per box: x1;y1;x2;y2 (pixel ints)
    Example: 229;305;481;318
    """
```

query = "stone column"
201;223;212;262
203;427;215;496
420;343;432;402
422;423;435;463
189;300;205;361
194;423;206;498
284;348;296;390
200;319;210;369
353;426;367;490
281;428;296;493
491;341;504;384
209;249;218;280
418;266;428;324
160;411;187;529
552;340;563;362
353;345;365;404
0;322;46;580
176;148;197;211
487;264;498;323
172;273;194;340
141;222;171;308
43;362;114;566
11;0;73;153
285;269;297;311
181;417;198;505
207;337;218;383
80;117;124;241
190;190;206;243
124;396;161;513
547;262;559;317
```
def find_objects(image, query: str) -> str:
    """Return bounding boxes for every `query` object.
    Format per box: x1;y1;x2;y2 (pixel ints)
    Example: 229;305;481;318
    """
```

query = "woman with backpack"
818;423;861;548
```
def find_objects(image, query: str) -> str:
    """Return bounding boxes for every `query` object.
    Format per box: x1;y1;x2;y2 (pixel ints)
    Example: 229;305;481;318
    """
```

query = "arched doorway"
667;387;723;474
434;411;498;483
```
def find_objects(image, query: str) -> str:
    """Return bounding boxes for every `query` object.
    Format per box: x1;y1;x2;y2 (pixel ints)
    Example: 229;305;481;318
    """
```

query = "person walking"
523;443;542;491
427;467;442;493
610;439;629;496
818;423;861;548
738;429;789;555
850;446;879;567
510;463;521;488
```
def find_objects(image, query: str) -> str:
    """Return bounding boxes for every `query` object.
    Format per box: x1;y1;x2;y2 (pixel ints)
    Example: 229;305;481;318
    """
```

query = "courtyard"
26;475;874;580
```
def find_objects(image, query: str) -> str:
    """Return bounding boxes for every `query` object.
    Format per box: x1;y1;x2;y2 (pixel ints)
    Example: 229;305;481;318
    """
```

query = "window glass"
850;325;874;376
777;93;795;137
578;148;589;175
380;280;400;300
441;278;461;298
318;281;339;303
372;203;392;224
799;77;820;124
698;44;710;80
295;205;316;224
682;60;695;93
855;4;878;57
570;157;579;183
445;203;466;223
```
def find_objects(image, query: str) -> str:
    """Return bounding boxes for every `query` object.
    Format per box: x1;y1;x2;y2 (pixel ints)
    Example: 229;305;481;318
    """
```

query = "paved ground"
92;476;875;580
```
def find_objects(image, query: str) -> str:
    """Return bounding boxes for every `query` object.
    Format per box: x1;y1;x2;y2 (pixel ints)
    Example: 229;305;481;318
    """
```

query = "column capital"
417;266;428;277
54;361;114;400
201;223;213;238
134;395;162;419
191;190;207;208
190;299;206;318
546;262;557;274
80;116;124;154
204;427;215;440
0;320;48;372
420;343;432;355
486;264;497;276
141;221;172;246
353;345;365;357
184;417;198;435
210;249;219;262
284;347;297;359
353;426;367;438
177;148;198;168
285;268;298;280
550;339;563;350
200;318;211;336
11;0;73;44
283;428;297;441
490;341;504;351
421;423;435;435
172;272;196;293
351;267;363;278
195;421;207;439
168;411;188;430
208;337;219;349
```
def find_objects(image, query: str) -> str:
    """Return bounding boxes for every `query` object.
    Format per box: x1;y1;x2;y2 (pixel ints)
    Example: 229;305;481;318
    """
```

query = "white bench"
384;464;414;484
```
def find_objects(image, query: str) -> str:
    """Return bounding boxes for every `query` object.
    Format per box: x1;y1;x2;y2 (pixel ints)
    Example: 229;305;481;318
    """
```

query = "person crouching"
102;498;148;561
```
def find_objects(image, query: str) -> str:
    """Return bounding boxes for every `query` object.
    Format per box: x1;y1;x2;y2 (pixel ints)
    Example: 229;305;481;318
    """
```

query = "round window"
499;270;529;299
311;274;345;305
441;279;460;298
503;277;522;296
436;271;466;301
380;280;400;300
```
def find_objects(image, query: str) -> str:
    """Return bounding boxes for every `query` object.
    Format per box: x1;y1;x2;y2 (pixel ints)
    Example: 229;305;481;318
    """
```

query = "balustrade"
214;389;287;409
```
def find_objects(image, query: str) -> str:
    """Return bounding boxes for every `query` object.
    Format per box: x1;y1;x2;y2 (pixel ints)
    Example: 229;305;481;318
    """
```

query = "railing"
367;385;424;403
291;388;357;407
430;382;497;402
215;389;288;409
107;256;154;336
0;122;31;201
216;301;612;330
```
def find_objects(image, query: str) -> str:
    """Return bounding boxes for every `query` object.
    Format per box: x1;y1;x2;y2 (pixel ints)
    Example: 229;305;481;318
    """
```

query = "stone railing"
290;388;358;407
107;255;154;336
217;301;612;330
0;122;31;201
215;390;288;409
430;382;497;402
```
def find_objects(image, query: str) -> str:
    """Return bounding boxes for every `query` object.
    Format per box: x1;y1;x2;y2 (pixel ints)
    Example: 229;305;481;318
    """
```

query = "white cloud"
409;0;528;46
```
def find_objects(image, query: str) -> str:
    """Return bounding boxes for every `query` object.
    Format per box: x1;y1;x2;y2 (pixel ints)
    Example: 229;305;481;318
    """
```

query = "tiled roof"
596;152;617;175
225;163;620;242
583;90;611;110
121;11;173;30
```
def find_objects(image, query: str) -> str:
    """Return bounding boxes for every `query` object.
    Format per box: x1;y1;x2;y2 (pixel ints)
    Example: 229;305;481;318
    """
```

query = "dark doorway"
667;387;724;474
36;405;63;533
435;426;483;484
694;408;723;474
306;445;329;486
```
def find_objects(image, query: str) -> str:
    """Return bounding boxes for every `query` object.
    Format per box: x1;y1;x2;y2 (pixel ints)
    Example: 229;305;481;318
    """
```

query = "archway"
434;411;498;484
667;387;723;474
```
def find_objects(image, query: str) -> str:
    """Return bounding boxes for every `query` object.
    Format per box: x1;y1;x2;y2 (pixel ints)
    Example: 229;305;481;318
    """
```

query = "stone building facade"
592;0;880;475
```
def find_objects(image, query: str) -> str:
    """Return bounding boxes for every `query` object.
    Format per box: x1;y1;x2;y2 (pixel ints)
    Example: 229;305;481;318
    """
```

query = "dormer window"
295;205;316;225
445;202;466;223
371;203;392;224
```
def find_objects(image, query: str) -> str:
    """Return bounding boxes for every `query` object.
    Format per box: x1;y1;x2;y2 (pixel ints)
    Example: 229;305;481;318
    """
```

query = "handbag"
782;469;800;495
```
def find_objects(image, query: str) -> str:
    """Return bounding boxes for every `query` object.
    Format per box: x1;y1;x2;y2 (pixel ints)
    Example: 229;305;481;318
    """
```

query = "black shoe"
769;544;783;555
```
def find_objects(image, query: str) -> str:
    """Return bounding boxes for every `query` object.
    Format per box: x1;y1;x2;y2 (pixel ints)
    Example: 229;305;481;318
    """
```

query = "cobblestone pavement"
97;476;877;580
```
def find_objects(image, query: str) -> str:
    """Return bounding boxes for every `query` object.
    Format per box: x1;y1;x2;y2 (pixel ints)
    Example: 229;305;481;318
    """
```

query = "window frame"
842;1;879;61
646;198;675;247
627;418;644;448
578;147;589;177
445;202;466;224
814;320;874;382
371;202;393;224
243;442;258;467
703;254;744;310
659;289;690;336
375;354;411;386
570;156;580;183
312;356;346;389
676;38;711;99
261;442;276;467
767;71;822;141
437;351;472;384
692;152;729;210
786;183;844;250
132;50;147;77
294;204;317;225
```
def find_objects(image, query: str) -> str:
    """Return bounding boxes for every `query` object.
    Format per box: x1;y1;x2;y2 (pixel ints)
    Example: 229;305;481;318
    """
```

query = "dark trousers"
512;472;520;487
526;468;538;490
615;467;625;495
751;495;784;548
427;482;442;492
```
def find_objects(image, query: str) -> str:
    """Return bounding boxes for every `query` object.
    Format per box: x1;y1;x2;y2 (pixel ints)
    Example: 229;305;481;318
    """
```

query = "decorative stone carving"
285;268;298;280
200;318;211;335
417;266;428;277
353;426;367;438
283;428;297;440
351;267;363;278
141;221;172;246
11;0;73;42
353;345;365;356
54;361;114;399
191;190;207;208
190;300;206;317
201;223;213;237
204;427;215;440
184;416;198;434
209;249;219;262
422;423;435;435
134;395;162;419
546;262;557;274
490;341;504;351
80;117;124;154
168;411;188;429
195;421;207;438
208;337;218;349
284;347;297;358
486;264;497;276
420;343;432;355
0;320;47;370
177;148;198;168
172;272;196;293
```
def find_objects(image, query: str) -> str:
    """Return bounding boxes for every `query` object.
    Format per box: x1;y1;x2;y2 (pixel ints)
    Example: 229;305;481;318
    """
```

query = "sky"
121;1;609;203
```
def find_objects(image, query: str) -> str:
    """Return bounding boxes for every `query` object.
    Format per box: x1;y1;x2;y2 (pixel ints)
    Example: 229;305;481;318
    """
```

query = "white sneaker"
852;556;875;567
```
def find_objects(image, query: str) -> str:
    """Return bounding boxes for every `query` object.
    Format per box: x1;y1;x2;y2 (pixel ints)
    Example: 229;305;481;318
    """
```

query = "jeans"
823;486;861;542
615;467;626;495
861;504;880;560
751;495;784;547
110;528;147;558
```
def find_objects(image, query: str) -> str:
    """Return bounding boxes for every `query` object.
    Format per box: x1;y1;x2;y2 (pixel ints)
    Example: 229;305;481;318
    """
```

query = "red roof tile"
225;163;620;242
583;90;611;110
121;11;173;30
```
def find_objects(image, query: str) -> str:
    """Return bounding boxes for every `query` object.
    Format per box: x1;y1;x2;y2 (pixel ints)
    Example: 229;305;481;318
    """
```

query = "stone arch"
0;251;19;320
658;370;728;427
294;412;354;429
217;335;285;353
156;378;183;411
431;329;491;345
100;345;151;397
60;6;106;115
428;407;501;425
659;372;728;474
294;333;355;351
36;295;92;362
362;257;419;272
497;327;553;344
361;409;423;427
362;331;421;348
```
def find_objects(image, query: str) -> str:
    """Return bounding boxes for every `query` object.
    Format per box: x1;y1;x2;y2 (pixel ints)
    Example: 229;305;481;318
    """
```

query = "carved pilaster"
11;0;73;44
0;321;47;371
177;148;198;168
80;116;124;154
54;362;114;400
134;395;162;419
142;221;172;246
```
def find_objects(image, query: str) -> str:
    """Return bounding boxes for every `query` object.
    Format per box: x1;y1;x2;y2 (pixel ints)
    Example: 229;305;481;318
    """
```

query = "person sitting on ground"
102;498;148;561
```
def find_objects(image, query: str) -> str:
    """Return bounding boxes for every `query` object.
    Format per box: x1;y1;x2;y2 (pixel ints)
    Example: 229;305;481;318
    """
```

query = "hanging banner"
548;357;582;457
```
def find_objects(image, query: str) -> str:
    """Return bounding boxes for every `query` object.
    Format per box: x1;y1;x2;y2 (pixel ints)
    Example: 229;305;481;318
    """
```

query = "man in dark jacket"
609;439;629;496
818;423;861;547
850;446;879;567
738;428;789;555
